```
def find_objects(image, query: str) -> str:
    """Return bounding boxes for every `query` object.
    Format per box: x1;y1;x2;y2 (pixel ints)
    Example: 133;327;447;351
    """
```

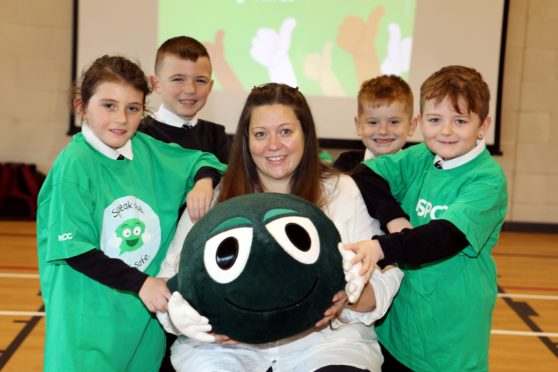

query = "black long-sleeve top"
351;165;469;266
138;116;231;164
333;150;365;172
67;249;148;293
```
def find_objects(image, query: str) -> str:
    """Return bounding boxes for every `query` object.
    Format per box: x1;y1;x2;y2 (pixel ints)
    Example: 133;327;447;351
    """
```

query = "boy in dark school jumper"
139;36;230;164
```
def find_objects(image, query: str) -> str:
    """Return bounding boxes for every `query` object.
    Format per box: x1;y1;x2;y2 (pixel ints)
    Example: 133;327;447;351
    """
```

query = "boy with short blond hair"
334;75;416;172
139;36;230;163
345;65;508;371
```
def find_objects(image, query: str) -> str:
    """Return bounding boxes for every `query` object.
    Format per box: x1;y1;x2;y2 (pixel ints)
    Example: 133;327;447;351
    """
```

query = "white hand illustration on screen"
250;17;298;87
303;42;345;96
380;22;412;76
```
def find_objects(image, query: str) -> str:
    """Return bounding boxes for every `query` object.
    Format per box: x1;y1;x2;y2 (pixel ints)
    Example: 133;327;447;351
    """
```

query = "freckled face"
356;101;415;156
82;82;144;149
420;96;491;160
248;104;305;192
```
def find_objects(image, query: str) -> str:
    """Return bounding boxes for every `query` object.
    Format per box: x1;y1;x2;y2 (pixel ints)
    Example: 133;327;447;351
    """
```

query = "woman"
159;83;403;372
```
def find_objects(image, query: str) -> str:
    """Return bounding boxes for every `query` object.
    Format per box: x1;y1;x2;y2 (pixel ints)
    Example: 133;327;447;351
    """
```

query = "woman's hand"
314;290;348;328
214;334;239;345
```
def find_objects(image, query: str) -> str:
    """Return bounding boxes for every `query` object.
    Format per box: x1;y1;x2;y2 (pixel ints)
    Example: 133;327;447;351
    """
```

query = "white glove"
338;243;366;303
167;292;216;343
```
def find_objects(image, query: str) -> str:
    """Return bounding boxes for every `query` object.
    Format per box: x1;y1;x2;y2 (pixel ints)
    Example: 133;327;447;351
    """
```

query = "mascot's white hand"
168;291;216;343
338;243;366;304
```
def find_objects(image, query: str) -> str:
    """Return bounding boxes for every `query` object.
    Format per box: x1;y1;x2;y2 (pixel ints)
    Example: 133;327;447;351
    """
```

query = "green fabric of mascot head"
168;192;345;344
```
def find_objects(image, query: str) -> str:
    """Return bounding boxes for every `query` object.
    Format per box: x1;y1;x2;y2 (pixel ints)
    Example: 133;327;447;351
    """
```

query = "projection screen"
74;0;507;152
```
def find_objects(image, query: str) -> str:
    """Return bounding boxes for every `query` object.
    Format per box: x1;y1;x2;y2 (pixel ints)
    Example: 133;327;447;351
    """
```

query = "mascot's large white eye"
265;216;320;264
204;227;253;284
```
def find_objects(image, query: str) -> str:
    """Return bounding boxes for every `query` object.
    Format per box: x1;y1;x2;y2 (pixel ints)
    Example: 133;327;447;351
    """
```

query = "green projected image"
159;0;416;97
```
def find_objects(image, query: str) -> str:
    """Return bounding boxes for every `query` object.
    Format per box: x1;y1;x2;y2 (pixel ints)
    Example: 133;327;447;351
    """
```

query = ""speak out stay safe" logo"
100;196;161;272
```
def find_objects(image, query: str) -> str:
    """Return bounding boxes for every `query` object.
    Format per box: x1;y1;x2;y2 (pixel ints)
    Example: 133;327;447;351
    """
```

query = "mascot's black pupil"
285;223;311;252
216;237;239;270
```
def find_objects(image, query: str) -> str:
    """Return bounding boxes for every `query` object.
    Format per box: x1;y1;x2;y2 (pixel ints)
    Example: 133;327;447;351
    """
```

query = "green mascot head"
168;193;345;344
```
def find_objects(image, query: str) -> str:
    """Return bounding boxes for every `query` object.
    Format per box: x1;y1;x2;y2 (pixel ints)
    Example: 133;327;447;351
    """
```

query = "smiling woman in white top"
158;83;403;372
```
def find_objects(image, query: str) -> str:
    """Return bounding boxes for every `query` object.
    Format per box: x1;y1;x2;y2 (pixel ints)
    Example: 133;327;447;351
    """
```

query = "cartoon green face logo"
168;193;344;344
115;218;145;255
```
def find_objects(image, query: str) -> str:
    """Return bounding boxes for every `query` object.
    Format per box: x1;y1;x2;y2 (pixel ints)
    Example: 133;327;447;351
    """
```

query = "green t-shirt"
37;132;226;372
368;143;508;372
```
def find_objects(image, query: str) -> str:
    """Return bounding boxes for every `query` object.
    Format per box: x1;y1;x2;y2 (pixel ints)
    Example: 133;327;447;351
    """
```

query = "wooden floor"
0;221;557;371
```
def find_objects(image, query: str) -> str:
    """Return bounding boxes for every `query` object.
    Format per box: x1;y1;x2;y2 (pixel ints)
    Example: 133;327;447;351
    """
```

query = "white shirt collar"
363;148;376;161
154;104;198;128
81;123;134;160
433;139;485;170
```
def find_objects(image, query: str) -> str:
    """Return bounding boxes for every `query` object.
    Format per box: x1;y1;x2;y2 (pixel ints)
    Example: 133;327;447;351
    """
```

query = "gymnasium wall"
0;0;557;225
